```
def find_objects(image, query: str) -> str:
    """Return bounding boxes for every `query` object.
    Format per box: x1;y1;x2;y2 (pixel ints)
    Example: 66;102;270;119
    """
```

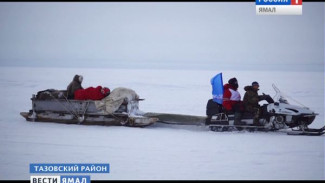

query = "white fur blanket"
95;87;139;114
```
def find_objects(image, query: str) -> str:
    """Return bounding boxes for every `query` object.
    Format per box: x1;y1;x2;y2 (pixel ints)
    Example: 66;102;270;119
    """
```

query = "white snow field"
0;67;324;180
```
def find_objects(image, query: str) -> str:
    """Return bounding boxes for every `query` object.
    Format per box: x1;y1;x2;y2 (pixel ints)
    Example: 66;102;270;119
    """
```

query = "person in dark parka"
243;81;274;125
243;82;260;112
243;81;262;125
67;74;83;99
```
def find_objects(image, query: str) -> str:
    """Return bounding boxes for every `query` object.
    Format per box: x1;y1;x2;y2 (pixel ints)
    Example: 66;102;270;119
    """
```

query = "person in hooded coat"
74;86;110;100
243;82;261;114
67;74;83;99
243;81;274;126
222;77;245;125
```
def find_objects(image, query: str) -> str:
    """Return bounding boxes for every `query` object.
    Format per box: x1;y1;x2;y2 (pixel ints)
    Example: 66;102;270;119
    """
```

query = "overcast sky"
0;2;324;71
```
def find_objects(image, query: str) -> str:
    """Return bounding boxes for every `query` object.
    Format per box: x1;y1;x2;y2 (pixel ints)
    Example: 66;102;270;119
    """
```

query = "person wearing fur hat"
222;77;245;125
243;81;274;126
67;74;84;99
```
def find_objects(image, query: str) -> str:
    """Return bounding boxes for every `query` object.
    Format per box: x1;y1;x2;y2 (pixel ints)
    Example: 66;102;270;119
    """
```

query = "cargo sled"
20;89;158;127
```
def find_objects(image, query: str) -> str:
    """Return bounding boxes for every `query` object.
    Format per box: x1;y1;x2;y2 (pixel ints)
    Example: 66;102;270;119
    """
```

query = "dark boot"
253;108;262;126
253;116;262;126
205;116;211;125
234;112;245;125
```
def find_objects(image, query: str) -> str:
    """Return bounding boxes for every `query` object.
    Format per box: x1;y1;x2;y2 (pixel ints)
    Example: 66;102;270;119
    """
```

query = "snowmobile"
206;84;324;136
20;89;158;127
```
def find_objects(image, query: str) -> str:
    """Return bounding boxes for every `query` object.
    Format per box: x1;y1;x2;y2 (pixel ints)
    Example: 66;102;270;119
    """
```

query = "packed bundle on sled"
20;87;158;127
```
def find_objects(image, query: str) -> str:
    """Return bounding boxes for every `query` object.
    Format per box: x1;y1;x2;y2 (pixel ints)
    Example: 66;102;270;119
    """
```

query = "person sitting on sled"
67;74;84;99
243;81;274;126
222;77;245;125
74;86;110;100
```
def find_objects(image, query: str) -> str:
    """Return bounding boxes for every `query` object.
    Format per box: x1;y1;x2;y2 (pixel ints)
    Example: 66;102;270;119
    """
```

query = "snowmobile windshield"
272;84;289;104
272;84;308;108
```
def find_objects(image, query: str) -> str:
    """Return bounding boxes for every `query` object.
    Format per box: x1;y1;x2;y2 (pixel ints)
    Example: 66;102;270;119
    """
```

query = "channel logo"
30;163;110;183
30;175;91;183
256;0;303;15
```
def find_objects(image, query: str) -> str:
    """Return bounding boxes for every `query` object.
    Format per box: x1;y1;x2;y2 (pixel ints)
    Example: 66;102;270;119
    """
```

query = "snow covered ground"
0;67;324;180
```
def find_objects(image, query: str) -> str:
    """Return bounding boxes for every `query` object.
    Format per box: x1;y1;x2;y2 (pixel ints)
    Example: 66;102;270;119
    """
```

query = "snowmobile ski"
302;125;325;133
287;130;325;136
287;125;325;136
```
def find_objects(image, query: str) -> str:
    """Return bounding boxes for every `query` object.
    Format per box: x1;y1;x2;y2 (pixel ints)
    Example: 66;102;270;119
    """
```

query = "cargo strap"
62;96;90;124
48;93;81;121
78;101;90;124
